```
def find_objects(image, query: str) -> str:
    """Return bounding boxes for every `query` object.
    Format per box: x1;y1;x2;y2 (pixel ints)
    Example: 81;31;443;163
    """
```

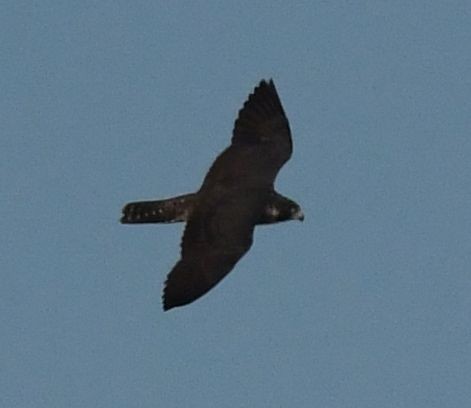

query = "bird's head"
263;197;304;224
288;203;304;222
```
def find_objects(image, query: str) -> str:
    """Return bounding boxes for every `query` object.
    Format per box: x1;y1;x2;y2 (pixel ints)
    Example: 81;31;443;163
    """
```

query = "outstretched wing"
232;79;292;165
162;196;258;310
200;79;292;192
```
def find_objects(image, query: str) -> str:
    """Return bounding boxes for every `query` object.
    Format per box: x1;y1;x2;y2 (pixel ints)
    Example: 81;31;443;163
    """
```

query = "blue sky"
1;1;470;407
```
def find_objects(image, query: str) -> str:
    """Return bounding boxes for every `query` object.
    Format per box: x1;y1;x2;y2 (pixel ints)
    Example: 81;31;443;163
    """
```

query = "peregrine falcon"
121;79;303;310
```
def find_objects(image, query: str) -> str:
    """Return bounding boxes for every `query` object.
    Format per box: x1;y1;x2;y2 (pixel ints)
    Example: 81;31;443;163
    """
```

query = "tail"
120;193;196;224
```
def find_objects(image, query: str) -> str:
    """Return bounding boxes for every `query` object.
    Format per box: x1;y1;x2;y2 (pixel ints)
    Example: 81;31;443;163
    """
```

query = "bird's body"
121;80;303;310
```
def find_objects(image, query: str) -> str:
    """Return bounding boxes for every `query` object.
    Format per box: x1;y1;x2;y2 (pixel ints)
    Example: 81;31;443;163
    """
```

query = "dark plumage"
121;80;303;310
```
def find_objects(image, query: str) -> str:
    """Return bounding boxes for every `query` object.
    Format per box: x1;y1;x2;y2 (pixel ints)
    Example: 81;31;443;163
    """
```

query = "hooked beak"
294;209;304;222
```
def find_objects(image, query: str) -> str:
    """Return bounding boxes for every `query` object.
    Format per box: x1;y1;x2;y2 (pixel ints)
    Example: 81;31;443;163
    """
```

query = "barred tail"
120;193;196;224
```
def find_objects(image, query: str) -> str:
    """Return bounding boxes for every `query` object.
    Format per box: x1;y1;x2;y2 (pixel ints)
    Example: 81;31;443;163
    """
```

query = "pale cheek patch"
267;206;280;218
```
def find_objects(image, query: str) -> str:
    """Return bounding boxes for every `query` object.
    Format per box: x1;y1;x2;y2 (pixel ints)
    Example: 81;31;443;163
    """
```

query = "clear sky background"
1;2;470;407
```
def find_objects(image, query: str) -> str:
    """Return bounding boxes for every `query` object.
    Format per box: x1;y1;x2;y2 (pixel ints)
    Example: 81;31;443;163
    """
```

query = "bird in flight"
121;79;303;311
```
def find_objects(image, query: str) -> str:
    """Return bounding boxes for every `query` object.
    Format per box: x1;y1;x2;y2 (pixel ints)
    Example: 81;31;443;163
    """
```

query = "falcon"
121;79;303;310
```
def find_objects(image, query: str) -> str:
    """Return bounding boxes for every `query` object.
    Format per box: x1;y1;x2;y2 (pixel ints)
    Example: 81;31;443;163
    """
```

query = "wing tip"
162;300;173;312
256;78;276;93
232;78;288;143
236;78;283;117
